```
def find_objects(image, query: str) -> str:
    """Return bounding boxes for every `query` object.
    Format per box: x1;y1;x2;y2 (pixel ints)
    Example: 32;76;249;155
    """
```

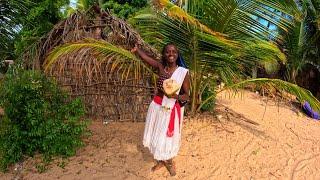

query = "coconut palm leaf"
281;0;320;82
154;0;296;41
133;9;242;111
201;0;297;40
0;0;27;59
134;12;239;64
283;21;305;82
136;13;241;70
148;1;288;71
152;0;226;37
134;10;287;77
199;78;320;112
44;39;155;82
134;2;290;113
240;40;286;74
309;0;320;13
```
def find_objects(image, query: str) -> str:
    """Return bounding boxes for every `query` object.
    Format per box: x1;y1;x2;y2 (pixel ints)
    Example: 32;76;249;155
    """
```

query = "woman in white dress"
131;43;190;176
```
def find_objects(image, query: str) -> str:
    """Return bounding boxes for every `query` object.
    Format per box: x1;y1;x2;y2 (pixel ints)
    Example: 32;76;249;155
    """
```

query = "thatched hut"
23;7;160;122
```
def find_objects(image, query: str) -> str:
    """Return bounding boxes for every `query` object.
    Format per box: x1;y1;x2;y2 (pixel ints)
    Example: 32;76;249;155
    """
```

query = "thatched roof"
23;5;160;70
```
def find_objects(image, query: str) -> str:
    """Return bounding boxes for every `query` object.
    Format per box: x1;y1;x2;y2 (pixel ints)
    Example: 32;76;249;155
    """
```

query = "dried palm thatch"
22;6;161;121
23;5;160;69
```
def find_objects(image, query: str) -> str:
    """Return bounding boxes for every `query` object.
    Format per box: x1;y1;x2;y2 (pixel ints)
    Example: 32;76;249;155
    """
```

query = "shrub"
0;70;88;171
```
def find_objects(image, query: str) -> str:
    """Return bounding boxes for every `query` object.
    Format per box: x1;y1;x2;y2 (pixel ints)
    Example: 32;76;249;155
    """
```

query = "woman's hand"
130;43;163;70
131;44;138;53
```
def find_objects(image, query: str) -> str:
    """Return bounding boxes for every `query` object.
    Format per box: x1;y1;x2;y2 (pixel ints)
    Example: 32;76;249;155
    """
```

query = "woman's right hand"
130;43;162;69
131;44;138;53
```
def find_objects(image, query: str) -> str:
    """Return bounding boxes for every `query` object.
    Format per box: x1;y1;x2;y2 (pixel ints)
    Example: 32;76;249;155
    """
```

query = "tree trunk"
290;69;298;83
252;66;258;78
189;34;199;116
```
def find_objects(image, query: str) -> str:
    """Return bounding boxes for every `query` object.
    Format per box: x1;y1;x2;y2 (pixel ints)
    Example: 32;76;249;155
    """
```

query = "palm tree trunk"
290;69;298;83
252;66;258;78
190;34;199;115
190;60;197;115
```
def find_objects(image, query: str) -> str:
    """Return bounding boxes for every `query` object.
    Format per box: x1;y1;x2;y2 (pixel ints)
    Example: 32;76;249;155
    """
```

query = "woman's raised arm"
131;44;163;70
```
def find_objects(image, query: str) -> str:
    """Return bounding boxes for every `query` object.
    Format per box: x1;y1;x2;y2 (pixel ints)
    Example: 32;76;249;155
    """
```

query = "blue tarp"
302;101;320;120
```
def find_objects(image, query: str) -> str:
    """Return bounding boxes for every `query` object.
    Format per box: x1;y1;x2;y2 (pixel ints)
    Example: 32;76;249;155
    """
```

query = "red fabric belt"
153;96;181;137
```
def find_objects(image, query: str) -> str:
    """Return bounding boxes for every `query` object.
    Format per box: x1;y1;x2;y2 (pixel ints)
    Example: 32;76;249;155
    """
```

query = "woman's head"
161;43;178;66
161;43;188;68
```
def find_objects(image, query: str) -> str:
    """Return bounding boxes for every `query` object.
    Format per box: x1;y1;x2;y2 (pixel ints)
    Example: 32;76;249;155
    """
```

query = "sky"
70;0;77;8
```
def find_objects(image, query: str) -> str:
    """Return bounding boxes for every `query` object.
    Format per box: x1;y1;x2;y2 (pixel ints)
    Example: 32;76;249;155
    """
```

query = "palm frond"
199;78;320;112
240;40;286;74
134;11;238;55
0;0;27;53
133;7;291;93
283;18;308;81
44;39;155;82
259;0;300;16
135;12;245;83
152;0;226;37
198;0;295;40
195;31;243;83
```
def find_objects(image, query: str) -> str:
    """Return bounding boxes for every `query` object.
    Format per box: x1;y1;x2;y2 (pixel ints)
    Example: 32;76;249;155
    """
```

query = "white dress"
143;67;188;160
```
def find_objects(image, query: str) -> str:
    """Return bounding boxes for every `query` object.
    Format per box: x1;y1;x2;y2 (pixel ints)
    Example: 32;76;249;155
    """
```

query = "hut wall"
50;60;154;122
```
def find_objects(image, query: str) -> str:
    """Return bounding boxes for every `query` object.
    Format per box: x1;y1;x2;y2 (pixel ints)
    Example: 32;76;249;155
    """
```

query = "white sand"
1;90;320;179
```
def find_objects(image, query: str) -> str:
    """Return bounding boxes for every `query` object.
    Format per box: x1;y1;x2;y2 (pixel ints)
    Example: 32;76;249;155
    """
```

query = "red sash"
153;96;181;137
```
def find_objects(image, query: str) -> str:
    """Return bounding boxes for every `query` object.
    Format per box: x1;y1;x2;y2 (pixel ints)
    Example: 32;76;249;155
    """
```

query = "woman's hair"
161;43;187;68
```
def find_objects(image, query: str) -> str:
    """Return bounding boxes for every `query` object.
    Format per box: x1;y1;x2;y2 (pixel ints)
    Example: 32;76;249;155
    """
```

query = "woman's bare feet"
164;159;176;176
151;160;164;171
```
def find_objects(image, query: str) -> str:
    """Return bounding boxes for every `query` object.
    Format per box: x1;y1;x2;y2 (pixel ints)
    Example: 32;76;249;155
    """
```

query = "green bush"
0;70;88;171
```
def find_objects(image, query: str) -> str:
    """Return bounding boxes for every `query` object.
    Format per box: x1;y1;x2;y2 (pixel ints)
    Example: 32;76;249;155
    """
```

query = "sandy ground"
1;90;320;180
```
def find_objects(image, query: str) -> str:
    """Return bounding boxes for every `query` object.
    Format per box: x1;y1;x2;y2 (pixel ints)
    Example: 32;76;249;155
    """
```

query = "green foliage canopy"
63;0;148;19
14;0;70;56
99;0;148;19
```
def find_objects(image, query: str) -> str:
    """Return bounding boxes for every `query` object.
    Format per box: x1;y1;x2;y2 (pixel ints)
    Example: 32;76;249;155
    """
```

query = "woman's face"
164;45;178;64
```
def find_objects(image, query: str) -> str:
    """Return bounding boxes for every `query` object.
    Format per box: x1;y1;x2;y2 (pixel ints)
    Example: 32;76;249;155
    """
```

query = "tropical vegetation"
63;0;148;18
44;0;320;114
282;0;320;83
1;0;320;172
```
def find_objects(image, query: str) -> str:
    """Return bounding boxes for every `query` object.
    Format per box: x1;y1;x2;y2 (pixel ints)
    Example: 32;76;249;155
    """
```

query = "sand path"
1;90;320;179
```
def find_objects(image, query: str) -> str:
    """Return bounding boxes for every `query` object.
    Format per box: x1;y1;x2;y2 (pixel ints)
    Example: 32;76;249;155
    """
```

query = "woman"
131;43;190;176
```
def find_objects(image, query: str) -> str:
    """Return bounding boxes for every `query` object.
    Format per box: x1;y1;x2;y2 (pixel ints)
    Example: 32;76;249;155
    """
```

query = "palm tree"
44;0;320;114
0;0;27;61
133;0;300;112
283;0;320;83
